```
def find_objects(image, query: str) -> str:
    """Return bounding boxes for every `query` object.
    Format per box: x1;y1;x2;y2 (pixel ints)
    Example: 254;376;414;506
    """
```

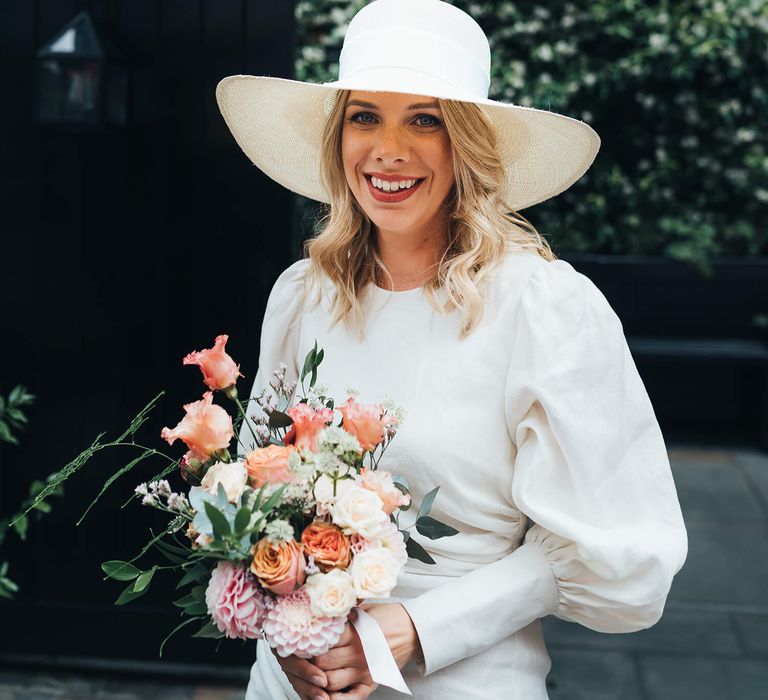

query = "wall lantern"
36;11;128;128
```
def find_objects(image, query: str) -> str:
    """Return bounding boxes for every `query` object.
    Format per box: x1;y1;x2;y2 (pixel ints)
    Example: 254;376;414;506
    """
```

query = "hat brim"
215;75;600;211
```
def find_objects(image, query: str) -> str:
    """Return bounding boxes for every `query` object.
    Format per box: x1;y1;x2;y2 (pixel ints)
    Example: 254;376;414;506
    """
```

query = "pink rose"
244;444;296;489
284;403;333;451
338;398;390;451
205;561;265;640
183;334;243;391
161;391;234;462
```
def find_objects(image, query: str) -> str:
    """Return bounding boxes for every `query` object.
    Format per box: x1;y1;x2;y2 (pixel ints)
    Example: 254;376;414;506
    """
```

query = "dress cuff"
400;542;558;675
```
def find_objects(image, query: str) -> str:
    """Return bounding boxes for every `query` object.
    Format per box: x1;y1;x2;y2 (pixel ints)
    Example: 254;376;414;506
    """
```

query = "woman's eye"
350;112;376;124
415;114;442;127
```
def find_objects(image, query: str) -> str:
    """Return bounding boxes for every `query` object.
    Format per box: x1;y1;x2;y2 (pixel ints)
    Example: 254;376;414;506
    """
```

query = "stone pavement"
1;446;766;699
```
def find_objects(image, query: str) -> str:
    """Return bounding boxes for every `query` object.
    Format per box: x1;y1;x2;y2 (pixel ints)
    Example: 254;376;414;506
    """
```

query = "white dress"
241;249;688;700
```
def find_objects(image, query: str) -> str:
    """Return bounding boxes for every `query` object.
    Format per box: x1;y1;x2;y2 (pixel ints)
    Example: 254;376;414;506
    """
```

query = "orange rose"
301;521;351;571
244;445;295;488
161;391;233;462
250;538;305;595
338;398;389;451
284;403;333;451
182;334;243;391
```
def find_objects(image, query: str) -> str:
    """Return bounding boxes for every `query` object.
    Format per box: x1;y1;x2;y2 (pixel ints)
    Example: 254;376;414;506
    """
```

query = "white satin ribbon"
352;607;412;696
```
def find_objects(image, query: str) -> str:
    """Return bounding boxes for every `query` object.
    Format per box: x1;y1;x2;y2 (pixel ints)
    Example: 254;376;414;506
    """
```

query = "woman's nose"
373;125;408;165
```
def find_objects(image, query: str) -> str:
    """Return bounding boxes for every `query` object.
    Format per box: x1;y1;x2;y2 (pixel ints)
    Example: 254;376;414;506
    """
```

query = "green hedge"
295;0;768;263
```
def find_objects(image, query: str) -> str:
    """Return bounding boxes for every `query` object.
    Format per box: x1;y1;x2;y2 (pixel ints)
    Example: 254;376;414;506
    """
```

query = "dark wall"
0;0;296;669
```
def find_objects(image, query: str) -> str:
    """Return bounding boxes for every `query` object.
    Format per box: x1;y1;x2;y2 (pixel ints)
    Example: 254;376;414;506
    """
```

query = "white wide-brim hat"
216;0;600;212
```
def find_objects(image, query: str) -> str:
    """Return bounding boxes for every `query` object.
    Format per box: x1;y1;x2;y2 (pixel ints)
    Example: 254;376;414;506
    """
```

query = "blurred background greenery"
294;0;768;266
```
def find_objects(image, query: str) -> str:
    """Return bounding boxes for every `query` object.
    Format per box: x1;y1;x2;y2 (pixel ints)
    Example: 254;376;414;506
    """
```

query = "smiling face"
340;91;455;240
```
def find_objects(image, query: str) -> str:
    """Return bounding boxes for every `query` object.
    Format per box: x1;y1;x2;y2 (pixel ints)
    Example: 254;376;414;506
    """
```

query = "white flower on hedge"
349;548;400;599
200;461;248;503
330;485;387;539
264;519;294;543
304;569;357;618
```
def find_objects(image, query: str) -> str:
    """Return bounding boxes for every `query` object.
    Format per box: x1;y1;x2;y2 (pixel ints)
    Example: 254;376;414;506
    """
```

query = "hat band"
338;26;490;100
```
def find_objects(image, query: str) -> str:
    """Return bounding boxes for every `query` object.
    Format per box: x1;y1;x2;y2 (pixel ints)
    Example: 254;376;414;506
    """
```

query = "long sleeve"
401;259;688;675
236;258;311;459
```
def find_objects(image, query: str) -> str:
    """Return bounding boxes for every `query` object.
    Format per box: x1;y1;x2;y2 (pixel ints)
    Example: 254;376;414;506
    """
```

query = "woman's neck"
373;224;449;291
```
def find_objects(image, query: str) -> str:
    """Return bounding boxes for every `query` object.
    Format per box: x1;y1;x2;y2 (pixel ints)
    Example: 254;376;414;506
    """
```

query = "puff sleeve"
237;258;311;458
401;260;688;674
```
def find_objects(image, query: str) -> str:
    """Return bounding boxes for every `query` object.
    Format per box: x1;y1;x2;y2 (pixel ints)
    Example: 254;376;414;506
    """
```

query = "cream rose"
314;470;355;516
349;548;400;598
200;460;248;503
304;569;357;618
330;485;387;539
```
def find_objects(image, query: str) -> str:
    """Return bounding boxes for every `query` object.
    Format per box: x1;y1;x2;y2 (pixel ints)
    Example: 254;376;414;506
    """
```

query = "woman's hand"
274;652;330;700
312;603;423;697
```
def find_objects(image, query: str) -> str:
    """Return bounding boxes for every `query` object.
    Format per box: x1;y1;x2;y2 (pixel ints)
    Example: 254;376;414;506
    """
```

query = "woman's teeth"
370;176;419;192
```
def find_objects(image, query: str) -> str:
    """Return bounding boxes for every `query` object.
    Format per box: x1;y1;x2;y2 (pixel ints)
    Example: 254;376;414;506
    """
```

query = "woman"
218;1;688;698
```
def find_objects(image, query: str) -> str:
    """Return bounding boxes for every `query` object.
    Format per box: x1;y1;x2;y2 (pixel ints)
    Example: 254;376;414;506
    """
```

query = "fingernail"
313;694;326;700
312;676;327;687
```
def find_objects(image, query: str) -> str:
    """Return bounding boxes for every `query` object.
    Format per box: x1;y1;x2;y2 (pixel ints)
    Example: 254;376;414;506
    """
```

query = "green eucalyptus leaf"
405;537;435;565
102;560;141;581
132;566;157;593
417;486;440;521
268;410;293;429
415;516;459;540
192;620;225;639
115;581;149;605
234;506;251;534
204;502;231;539
176;563;209;589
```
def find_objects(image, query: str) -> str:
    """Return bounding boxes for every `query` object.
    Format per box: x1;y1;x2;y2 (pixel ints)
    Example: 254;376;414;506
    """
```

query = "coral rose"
244;444;295;488
250;538;305;595
161;391;233;463
338;398;390;451
301;521;351;571
357;468;405;515
284;403;333;451
205;561;265;640
183;334;243;391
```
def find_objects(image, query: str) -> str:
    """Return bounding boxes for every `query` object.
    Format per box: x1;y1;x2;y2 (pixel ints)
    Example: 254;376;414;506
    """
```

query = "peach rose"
161;391;233;462
244;445;295;489
357;468;405;515
250;538;305;595
284;403;333;451
183;334;243;391
338;398;390;451
301;521;351;571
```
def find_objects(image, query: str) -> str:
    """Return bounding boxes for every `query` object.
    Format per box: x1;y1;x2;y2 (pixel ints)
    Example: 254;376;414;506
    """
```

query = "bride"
217;1;688;698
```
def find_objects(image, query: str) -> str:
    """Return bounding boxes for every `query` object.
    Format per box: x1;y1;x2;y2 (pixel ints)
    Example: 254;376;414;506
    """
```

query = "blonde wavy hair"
305;89;557;339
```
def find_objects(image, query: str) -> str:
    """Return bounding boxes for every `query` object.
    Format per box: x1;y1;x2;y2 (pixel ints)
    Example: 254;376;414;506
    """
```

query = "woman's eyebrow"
345;100;441;110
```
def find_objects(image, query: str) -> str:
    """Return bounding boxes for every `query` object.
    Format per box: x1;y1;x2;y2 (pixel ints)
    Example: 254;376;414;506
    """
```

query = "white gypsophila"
150;480;172;498
289;450;316;480
380;398;406;425
330;485;387;539
349;548;400;599
304;569;357;618
317;426;362;457
141;493;159;507
344;386;360;398
200;461;248;504
313;450;343;475
134;483;149;497
167;492;192;514
264;519;294;543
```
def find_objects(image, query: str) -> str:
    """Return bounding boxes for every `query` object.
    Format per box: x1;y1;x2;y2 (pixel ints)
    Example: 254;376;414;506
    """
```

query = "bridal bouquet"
96;335;456;657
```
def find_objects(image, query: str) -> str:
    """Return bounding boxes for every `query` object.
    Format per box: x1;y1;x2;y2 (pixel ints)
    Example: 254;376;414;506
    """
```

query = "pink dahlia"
205;561;265;640
262;588;346;658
